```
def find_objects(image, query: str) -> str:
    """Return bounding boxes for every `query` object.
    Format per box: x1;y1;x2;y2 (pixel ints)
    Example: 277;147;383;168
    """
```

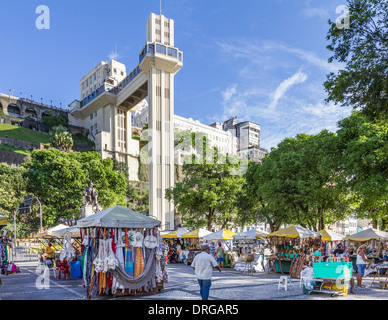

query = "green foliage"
324;0;388;120
126;182;149;213
241;131;352;231
42;114;69;129
165;154;244;230
22;149;127;228
0;144;32;156
336;112;388;225
0;163;36;238
49;125;74;152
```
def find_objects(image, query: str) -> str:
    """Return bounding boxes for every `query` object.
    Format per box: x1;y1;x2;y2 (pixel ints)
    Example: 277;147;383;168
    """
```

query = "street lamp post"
34;196;43;234
13;208;20;261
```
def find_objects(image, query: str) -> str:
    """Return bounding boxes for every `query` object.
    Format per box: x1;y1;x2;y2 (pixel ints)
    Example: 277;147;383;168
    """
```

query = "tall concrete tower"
140;13;183;230
69;13;182;230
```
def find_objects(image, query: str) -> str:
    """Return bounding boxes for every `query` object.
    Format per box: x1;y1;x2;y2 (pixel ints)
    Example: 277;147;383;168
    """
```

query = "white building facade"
132;102;238;164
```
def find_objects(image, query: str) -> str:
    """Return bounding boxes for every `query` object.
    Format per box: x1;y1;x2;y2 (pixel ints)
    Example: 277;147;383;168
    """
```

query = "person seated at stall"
45;242;55;267
169;249;178;263
38;252;45;264
333;244;344;256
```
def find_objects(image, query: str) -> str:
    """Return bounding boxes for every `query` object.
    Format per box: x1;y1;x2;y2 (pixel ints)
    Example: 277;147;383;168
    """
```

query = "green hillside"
0;123;50;145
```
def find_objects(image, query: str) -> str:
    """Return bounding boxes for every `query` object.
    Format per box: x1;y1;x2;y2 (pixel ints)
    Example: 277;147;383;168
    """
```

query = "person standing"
216;243;224;268
356;244;373;288
191;245;221;300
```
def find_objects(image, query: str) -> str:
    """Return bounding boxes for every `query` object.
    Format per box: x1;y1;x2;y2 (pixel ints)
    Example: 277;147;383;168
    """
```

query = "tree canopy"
325;0;388;120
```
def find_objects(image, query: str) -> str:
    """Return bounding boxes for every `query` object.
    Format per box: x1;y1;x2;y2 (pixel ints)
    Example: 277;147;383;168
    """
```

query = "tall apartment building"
222;117;267;162
79;60;127;101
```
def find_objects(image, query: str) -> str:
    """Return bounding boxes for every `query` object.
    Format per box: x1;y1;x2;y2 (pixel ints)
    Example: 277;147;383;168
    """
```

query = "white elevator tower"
69;13;183;231
140;13;183;230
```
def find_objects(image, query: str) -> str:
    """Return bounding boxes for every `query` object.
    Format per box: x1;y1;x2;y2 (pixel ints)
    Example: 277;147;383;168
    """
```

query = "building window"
114;69;117;74
156;86;162;97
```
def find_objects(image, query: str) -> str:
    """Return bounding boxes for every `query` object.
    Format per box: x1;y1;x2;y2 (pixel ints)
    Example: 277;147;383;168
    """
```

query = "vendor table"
370;266;388;289
305;262;352;296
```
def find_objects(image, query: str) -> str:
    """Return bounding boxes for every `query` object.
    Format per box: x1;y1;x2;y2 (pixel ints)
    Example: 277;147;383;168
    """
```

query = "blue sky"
0;0;353;150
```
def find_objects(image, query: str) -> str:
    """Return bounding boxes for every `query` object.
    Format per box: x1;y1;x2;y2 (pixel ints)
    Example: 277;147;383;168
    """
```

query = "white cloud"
269;71;308;110
211;38;349;150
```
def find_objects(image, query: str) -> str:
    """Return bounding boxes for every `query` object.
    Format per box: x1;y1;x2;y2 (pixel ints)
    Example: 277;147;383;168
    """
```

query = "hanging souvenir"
144;229;158;249
133;229;144;247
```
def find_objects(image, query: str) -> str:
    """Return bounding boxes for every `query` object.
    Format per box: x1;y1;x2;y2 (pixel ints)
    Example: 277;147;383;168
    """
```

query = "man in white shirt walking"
191;244;221;300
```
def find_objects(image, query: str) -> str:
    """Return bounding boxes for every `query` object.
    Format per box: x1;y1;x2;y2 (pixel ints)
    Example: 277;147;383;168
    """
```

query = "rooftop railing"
77;41;182;109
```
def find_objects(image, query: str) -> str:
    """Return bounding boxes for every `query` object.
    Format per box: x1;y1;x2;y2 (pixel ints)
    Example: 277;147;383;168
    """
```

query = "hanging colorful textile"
124;229;134;276
81;231;89;286
134;246;144;278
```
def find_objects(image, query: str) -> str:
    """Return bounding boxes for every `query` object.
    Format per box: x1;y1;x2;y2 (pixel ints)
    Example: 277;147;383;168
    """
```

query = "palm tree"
50;125;74;152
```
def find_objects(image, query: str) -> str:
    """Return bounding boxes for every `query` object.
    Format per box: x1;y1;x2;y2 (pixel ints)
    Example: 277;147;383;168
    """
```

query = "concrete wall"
0;150;27;166
0;137;47;150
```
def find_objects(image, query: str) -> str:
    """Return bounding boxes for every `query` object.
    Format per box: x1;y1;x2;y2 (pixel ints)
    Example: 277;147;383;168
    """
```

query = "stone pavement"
122;263;388;301
1;261;388;300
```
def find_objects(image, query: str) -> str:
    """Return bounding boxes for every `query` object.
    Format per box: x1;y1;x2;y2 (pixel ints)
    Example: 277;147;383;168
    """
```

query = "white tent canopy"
34;224;68;238
234;228;269;240
52;226;81;237
203;229;237;241
77;205;161;229
344;228;388;242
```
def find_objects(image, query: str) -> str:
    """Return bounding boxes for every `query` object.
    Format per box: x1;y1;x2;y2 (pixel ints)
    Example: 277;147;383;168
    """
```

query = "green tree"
248;131;351;231
23;149;127;228
0;163;33;238
165;151;244;230
43;114;69;130
126;182;149;213
336;112;388;228
49;125;74;152
325;0;388;120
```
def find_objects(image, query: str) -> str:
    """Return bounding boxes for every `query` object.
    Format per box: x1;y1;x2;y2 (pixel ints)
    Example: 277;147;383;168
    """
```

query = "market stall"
162;228;190;239
0;215;7;227
33;224;68;261
76;205;166;299
203;229;237;267
1;219;11;277
181;228;212;265
52;226;82;278
233;228;270;272
162;229;190;263
268;225;322;278
318;229;346;258
344;228;388;275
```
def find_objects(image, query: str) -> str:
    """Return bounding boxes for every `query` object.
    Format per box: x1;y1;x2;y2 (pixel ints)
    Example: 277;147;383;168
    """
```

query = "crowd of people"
165;239;229;266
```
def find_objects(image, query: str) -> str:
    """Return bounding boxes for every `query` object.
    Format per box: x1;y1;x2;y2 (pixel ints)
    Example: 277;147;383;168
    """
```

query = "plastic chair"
57;260;69;280
278;275;291;291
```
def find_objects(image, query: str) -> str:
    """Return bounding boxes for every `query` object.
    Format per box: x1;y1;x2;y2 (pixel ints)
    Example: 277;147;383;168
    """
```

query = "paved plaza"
1;261;388;301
